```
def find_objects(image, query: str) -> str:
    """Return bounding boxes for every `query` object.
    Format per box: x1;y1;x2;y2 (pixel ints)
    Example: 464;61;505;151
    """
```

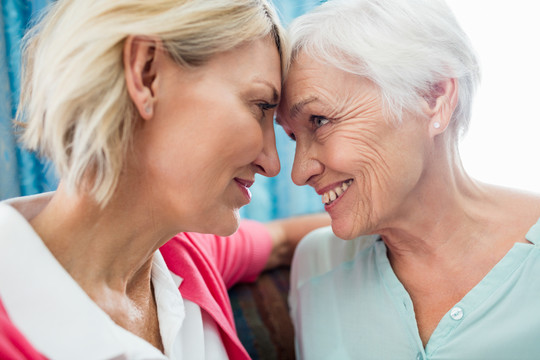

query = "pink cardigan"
161;220;273;360
0;301;48;360
0;220;272;360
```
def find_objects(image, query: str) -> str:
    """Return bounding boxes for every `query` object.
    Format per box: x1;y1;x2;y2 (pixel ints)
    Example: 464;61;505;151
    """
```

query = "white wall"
447;0;540;193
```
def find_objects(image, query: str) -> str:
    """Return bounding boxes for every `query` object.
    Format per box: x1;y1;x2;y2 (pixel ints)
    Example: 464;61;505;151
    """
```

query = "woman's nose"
253;122;280;177
291;141;322;186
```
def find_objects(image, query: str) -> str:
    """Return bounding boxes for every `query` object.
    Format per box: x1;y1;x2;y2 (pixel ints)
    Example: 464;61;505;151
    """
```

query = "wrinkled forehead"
276;52;379;127
276;53;329;125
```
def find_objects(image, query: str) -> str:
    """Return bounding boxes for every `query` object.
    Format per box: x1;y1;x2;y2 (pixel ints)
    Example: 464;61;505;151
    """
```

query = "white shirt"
0;196;228;360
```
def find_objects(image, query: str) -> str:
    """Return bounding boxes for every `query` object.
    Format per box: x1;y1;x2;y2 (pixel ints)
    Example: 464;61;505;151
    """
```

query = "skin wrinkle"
322;119;383;231
351;135;390;236
314;87;397;237
278;53;430;240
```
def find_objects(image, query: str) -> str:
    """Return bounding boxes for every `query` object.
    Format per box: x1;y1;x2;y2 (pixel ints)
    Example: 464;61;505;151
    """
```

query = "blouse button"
450;306;464;320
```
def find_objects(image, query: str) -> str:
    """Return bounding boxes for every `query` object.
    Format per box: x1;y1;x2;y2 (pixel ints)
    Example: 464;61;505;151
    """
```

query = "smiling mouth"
234;178;254;188
321;179;353;206
234;178;254;202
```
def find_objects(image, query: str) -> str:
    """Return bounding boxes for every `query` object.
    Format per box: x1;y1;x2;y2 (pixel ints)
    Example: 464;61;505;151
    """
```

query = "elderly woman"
277;0;540;359
0;0;331;359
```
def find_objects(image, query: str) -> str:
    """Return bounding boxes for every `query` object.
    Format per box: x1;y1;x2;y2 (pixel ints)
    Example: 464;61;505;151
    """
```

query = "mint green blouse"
289;219;540;360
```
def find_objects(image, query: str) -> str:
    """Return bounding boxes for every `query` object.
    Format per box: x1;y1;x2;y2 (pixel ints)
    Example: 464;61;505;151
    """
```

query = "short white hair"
288;0;480;140
17;0;287;205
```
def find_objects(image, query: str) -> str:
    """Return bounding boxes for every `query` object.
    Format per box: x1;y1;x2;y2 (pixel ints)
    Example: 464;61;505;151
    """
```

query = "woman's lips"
313;179;354;211
234;178;254;202
316;179;354;205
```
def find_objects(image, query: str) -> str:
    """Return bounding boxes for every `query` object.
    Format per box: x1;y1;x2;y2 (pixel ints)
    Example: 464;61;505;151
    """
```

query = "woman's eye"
258;102;278;116
310;115;330;128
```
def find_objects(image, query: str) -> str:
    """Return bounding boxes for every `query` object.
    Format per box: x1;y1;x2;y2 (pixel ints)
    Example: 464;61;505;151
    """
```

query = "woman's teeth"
322;179;353;205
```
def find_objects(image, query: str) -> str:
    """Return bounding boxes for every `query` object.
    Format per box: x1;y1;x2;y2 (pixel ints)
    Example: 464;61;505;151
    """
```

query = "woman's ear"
422;78;458;137
124;35;160;120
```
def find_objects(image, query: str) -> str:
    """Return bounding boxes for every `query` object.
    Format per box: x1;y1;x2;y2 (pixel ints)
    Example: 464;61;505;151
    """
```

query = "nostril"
291;156;323;186
305;174;317;185
254;163;279;178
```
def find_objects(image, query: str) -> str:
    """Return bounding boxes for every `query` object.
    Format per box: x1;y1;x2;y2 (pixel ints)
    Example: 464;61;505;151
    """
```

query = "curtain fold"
0;0;324;220
240;0;326;220
0;0;57;200
0;3;20;199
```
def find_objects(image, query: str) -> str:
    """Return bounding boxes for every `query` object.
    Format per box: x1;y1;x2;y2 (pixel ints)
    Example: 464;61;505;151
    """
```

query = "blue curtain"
0;0;324;221
0;0;58;200
240;0;326;221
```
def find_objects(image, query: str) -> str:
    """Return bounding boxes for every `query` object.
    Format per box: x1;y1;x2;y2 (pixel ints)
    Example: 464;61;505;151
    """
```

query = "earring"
433;122;441;129
144;104;151;114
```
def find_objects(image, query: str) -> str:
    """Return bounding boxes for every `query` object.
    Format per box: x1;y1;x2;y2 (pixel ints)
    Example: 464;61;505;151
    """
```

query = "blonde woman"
0;0;328;359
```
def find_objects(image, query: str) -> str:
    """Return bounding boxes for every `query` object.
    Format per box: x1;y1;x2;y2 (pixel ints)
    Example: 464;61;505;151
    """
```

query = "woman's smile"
316;179;354;212
234;177;254;203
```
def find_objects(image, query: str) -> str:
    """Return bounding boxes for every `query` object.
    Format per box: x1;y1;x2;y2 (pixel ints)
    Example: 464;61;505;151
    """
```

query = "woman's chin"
211;210;241;237
330;219;361;240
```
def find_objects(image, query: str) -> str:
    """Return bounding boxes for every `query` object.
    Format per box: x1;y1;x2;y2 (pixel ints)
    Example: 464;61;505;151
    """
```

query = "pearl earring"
144;104;151;114
433;122;441;129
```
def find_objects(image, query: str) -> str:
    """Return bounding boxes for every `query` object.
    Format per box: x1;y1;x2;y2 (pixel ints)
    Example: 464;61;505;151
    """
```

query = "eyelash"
281;115;328;142
310;115;330;129
258;102;278;117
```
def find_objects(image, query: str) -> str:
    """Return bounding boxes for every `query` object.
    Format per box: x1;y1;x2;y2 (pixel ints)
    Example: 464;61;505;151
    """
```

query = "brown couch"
228;267;295;360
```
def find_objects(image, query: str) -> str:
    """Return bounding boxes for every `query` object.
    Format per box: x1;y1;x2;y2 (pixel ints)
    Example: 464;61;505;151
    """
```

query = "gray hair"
288;0;480;140
17;0;287;205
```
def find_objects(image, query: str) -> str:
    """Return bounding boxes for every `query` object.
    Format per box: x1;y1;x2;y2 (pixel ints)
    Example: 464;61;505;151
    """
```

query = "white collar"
0;200;186;360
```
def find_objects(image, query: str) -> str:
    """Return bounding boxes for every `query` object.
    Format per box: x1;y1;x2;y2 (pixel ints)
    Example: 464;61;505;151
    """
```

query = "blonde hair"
17;0;287;205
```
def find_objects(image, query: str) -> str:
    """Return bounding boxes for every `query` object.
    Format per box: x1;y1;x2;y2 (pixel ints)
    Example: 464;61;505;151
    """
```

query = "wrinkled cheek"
347;149;394;234
355;141;393;193
351;170;376;231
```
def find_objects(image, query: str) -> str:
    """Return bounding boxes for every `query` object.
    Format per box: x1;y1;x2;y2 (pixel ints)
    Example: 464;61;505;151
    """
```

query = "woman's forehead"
281;59;379;118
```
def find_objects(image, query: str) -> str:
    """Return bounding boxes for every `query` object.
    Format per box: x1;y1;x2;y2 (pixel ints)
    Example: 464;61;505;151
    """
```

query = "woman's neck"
24;183;168;352
28;183;175;296
377;143;537;268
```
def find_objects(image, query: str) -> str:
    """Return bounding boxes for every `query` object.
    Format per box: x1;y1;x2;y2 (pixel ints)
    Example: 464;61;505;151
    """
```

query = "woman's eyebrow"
253;78;279;103
290;95;318;119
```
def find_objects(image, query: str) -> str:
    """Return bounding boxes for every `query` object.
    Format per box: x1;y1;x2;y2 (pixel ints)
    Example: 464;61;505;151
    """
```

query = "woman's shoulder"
0;200;30;235
492;185;540;223
481;183;540;244
1;192;53;222
488;183;540;208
